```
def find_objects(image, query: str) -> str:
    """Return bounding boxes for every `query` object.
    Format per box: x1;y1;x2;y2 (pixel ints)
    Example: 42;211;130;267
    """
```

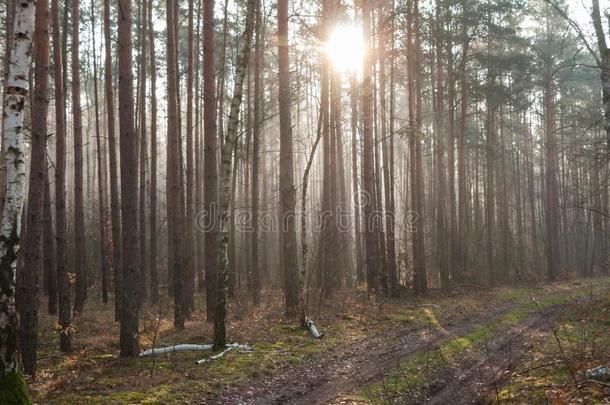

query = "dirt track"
215;291;577;405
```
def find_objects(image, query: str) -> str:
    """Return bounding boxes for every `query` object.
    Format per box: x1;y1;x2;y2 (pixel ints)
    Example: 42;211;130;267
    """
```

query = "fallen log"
305;317;324;339
139;343;251;357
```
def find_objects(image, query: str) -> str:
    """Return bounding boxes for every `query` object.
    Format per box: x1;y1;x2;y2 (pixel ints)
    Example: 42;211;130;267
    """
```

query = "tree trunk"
43;159;57;315
138;0;148;305
250;0;262;306
166;0;185;330
203;0;218;323
118;0;140;357
350;77;363;284
72;0;87;314
0;0;36;391
103;0;122;323
408;0;427;293
185;0;195;313
278;0;299;316
91;0;109;305
543;73;561;281
591;0;610;149
214;0;256;350
148;0;158;302
19;0;50;375
361;0;380;292
52;0;71;353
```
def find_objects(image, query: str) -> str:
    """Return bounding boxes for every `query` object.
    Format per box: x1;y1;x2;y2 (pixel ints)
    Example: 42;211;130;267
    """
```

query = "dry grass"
27;280;605;404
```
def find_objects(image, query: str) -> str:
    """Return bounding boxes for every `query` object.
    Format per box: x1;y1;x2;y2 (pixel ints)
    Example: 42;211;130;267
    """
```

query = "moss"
0;371;32;405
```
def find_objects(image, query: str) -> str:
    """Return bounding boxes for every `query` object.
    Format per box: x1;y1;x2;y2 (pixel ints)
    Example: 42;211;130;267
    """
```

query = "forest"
0;0;609;403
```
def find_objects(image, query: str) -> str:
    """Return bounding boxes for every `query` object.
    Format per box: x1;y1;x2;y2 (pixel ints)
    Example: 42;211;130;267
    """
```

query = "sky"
571;0;610;41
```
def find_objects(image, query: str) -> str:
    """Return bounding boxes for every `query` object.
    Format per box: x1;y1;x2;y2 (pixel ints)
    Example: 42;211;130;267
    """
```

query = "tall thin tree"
118;0;140;357
19;0;50;375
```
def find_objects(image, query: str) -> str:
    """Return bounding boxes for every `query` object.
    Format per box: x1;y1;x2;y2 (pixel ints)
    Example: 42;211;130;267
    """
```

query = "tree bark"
148;0;158;302
138;0;148;305
104;0;122;322
19;0;50;375
250;0;262;306
408;0;427;294
118;0;140;357
214;0;256;350
203;0;218;322
361;0;381;292
0;0;36;388
185;0;195;313
91;0;109;305
72;0;87;314
166;0;185;330
43;158;57;315
52;0;71;353
278;0;299;316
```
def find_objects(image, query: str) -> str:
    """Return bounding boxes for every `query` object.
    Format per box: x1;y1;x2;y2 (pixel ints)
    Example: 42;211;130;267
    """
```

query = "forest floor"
29;277;610;404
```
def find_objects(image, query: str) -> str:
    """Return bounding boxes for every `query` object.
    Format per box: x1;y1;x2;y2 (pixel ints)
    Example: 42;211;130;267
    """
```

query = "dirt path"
215;296;546;404
424;302;565;404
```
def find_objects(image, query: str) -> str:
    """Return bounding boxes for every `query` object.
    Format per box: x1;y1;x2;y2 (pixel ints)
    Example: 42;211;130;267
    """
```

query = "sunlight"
324;24;365;76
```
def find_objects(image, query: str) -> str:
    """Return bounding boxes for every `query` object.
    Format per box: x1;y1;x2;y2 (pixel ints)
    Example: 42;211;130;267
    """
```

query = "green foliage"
0;371;32;405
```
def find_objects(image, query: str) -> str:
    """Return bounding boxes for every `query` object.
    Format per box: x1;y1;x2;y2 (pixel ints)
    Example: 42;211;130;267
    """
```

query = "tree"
19;0;50;376
52;0;71;353
118;0;140;357
148;0;159;302
104;0;122;322
166;0;185;330
90;0;109;305
214;0;256;351
408;0;427;294
203;0;218;322
72;0;87;314
43;159;57;315
361;0;381;292
138;0;148;305
278;0;299;316
184;0;195;313
0;0;36;400
250;0;262;306
591;0;610;149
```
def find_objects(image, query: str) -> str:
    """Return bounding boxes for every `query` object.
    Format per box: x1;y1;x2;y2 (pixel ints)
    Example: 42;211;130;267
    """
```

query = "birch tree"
0;0;36;400
214;0;256;351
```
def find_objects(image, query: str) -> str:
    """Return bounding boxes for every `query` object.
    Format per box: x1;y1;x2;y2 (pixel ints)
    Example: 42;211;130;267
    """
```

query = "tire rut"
215;299;524;404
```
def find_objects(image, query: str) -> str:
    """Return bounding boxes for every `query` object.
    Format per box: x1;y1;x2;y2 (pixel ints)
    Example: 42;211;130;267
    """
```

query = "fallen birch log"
305;317;324;339
139;343;252;357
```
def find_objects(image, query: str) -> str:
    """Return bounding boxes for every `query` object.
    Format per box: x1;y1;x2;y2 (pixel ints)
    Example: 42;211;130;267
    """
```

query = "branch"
543;0;602;67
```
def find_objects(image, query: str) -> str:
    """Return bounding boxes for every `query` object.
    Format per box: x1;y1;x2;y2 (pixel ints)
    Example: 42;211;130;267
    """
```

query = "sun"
325;24;365;75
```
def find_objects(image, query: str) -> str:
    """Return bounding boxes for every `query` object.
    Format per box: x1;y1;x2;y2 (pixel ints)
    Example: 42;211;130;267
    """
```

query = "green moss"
0;371;32;405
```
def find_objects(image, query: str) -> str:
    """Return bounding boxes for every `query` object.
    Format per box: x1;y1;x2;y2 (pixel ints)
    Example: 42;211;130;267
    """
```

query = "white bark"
306;318;323;339
196;346;235;364
0;0;36;379
139;343;252;357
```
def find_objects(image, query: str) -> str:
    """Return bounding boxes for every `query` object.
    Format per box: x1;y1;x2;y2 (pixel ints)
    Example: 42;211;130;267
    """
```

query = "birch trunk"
0;0;36;392
214;0;256;351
